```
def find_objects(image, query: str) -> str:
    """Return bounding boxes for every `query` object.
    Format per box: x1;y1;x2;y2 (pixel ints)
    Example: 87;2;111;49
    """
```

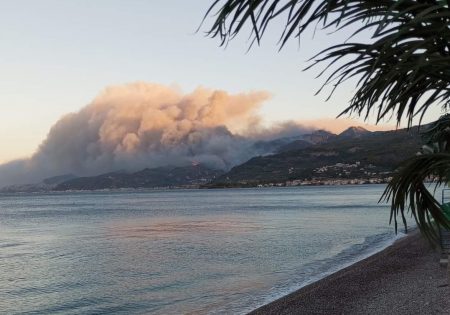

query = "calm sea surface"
0;185;407;314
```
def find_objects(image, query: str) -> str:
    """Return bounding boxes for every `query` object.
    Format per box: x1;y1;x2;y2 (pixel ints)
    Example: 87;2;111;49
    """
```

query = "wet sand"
249;231;450;315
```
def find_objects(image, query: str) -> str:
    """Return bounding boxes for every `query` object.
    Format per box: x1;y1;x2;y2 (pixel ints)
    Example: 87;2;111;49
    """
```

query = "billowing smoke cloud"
33;83;269;171
0;83;296;186
0;82;393;187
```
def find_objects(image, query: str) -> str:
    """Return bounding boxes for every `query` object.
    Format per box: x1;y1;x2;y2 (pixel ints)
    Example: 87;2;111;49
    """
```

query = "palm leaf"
382;152;450;243
202;1;450;242
382;114;450;243
202;0;450;126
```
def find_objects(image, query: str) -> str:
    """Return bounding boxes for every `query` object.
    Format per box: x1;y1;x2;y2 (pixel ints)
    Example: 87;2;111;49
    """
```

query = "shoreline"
249;231;450;315
244;232;407;314
0;182;388;194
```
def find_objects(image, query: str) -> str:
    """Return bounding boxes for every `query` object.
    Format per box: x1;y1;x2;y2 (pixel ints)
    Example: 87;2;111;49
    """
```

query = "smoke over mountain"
0;82;397;188
0;82;317;187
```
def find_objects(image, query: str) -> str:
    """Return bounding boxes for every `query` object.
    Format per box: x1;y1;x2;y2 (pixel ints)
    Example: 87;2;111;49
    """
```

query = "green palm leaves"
203;0;450;126
383;115;450;242
383;152;450;242
203;1;450;241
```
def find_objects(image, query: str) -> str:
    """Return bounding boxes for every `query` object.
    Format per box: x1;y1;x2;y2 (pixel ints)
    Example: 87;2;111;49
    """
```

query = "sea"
0;184;410;314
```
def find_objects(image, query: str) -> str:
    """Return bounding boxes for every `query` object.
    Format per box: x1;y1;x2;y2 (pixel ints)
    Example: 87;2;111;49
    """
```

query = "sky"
0;1;443;164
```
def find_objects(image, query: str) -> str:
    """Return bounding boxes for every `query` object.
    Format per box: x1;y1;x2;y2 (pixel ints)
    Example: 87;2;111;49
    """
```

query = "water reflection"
0;185;401;314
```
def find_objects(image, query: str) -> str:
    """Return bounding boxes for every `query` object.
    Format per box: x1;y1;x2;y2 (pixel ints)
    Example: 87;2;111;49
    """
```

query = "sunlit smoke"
0;83;274;186
0;82;393;187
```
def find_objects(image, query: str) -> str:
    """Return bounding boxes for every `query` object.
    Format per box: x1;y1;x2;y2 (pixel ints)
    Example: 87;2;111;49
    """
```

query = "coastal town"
248;161;394;188
258;176;392;188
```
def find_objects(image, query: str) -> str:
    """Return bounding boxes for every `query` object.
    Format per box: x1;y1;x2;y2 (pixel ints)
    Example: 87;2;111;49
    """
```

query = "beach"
1;187;445;314
250;231;450;315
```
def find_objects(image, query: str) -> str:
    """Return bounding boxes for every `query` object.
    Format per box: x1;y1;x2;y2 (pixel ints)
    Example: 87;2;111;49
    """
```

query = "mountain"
42;174;78;185
54;165;224;191
0;174;79;193
207;127;422;187
252;136;304;154
302;129;336;143
337;126;371;139
276;140;312;153
252;130;336;155
1;126;420;192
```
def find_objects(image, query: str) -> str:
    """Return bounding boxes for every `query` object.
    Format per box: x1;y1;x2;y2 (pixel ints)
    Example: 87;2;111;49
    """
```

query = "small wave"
0;242;26;248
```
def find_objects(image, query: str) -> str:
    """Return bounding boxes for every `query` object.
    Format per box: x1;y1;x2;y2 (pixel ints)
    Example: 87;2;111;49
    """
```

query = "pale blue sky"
0;1;442;163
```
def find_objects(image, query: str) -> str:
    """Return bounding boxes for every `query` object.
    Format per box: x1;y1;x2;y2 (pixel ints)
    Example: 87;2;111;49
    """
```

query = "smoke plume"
0;83;283;186
0;82;393;187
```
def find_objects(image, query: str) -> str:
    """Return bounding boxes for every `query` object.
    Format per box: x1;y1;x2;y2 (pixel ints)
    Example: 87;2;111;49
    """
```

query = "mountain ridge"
53;165;224;191
0;126;423;192
207;127;422;188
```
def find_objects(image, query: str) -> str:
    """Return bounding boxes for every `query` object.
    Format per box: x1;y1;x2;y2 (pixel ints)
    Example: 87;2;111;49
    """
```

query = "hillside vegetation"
208;127;422;187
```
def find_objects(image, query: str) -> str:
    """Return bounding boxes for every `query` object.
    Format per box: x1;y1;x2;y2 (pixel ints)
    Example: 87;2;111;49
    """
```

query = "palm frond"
382;152;450;243
421;113;450;149
383;114;450;243
203;1;450;241
202;0;450;126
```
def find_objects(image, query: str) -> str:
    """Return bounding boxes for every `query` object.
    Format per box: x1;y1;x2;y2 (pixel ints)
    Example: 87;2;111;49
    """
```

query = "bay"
0;185;406;314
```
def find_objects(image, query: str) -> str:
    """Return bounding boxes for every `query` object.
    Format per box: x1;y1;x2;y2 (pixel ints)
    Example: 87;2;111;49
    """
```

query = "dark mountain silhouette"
302;129;335;143
276;140;312;153
54;165;223;191
1;126;423;192
207;127;422;187
337;126;371;139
